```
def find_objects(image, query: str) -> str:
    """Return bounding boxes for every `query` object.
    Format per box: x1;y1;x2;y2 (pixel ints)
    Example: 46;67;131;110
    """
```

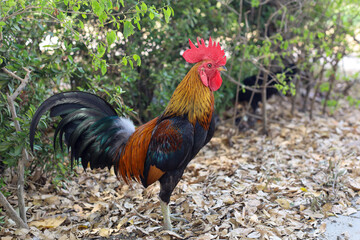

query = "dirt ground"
1;91;360;239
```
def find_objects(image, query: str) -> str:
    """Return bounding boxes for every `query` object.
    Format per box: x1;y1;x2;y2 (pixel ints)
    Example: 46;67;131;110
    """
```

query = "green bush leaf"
100;60;107;75
163;7;171;23
97;43;106;58
106;30;116;47
122;56;127;66
141;2;147;13
149;11;154;20
123;20;134;39
78;20;84;29
133;54;141;66
91;0;102;16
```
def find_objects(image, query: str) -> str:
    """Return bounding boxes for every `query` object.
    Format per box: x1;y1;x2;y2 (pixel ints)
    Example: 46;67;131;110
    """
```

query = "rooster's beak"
217;66;227;72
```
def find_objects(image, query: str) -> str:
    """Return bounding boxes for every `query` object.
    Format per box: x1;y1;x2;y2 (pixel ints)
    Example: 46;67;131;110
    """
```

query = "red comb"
182;37;226;65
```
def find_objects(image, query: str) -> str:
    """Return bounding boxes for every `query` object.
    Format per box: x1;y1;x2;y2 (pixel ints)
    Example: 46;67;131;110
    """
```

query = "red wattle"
209;71;222;91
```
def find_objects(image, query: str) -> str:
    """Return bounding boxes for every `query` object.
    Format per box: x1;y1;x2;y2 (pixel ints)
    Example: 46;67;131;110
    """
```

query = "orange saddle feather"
116;117;159;183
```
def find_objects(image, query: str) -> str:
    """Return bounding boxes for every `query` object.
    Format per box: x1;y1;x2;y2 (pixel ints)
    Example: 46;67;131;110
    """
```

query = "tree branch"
3;67;31;106
223;72;262;93
3;67;32;226
0;191;28;229
0;5;40;22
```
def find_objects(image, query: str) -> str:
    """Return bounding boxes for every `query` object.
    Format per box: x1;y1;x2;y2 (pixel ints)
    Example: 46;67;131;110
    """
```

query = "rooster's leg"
159;171;185;231
160;199;173;230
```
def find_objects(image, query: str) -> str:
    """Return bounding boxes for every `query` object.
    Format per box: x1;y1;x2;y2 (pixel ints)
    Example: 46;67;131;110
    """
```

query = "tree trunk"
261;70;268;135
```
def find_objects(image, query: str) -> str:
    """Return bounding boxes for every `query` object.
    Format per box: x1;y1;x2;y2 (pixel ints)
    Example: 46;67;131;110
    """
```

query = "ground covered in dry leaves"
2;98;360;240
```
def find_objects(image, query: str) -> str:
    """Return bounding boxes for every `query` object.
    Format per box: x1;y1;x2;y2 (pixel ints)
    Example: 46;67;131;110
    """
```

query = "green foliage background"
0;0;359;185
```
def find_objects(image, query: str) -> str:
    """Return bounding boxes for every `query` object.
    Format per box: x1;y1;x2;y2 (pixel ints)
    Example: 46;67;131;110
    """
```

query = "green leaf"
98;11;107;24
100;60;107;75
251;0;260;7
317;32;324;39
74;31;80;41
68;55;73;63
106;30;116;47
13;144;23;157
163;7;171;23
105;0;113;11
92;0;104;18
122;56;127;66
0;142;11;151
337;52;343;60
141;2;147;13
57;11;65;21
82;14;87;19
0;22;6;26
169;6;174;16
129;59;133;69
97;43;106;58
119;0;124;7
123;21;134;39
77;67;85;73
282;41;288;50
319;82;330;93
73;4;80;11
149;11;154;20
78;20;84;29
133;54;141;66
136;5;141;14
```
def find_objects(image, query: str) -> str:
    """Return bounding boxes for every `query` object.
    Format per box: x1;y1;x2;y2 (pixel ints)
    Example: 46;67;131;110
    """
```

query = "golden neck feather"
162;63;214;129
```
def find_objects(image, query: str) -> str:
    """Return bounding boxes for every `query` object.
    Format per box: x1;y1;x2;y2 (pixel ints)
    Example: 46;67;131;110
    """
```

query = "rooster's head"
183;37;227;91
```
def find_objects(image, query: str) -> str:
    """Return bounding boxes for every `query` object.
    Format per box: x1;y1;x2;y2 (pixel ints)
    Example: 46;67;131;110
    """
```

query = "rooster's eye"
207;63;212;68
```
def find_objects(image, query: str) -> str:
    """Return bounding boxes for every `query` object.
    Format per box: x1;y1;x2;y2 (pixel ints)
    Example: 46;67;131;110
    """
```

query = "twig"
4;67;31;107
0;5;40;22
133;209;159;224
223;72;262;93
0;191;28;229
3;67;32;226
232;0;245;134
261;66;269;135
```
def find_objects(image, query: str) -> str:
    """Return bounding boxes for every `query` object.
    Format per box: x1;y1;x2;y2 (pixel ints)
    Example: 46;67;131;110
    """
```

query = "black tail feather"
29;91;135;171
30;91;117;151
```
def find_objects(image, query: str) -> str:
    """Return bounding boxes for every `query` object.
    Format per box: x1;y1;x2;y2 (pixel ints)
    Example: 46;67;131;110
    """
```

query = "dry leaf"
322;203;332;214
4;97;360;239
161;230;184;239
222;195;235;205
275;198;291;209
99;228;111;237
14;228;30;235
206;214;218;224
1;237;13;240
348;178;360;191
300;205;306;211
344;207;357;216
247;231;261;238
192;195;204;207
29;216;67;229
319;222;326;233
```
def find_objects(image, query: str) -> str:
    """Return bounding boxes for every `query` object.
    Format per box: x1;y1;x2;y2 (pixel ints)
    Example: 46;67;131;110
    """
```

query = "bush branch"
3;67;32;226
0;191;28;229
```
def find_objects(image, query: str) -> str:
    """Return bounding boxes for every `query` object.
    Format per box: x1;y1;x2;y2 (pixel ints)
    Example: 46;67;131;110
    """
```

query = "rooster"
29;37;227;231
